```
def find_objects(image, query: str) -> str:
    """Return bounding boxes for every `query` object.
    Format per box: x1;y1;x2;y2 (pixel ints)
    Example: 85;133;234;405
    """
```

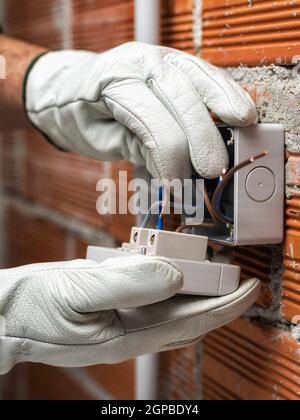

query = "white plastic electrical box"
197;124;285;246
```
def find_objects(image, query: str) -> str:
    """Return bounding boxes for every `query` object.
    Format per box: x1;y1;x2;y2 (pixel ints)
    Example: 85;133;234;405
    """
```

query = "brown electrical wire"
211;150;268;224
176;185;218;233
176;222;216;233
204;184;218;224
176;150;268;232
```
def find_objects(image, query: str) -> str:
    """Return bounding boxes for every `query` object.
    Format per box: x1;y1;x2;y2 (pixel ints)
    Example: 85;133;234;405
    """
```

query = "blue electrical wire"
216;177;233;223
156;186;164;230
140;202;161;229
140;200;207;229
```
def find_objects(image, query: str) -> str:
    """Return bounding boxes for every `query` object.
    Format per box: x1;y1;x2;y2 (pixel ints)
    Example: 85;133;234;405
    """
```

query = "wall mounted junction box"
198;124;285;246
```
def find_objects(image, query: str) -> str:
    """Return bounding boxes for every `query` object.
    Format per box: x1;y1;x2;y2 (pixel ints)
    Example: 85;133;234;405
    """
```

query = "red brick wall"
202;0;300;66
161;0;194;53
203;319;300;400
284;154;300;322
201;0;300;401
1;0;136;400
1;0;299;401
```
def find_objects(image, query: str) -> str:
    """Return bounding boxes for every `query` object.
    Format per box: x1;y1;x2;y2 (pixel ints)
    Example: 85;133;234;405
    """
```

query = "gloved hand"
24;42;257;181
0;257;260;374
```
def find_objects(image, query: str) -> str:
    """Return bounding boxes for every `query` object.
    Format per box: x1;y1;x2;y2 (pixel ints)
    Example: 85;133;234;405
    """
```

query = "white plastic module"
145;229;208;261
87;228;241;297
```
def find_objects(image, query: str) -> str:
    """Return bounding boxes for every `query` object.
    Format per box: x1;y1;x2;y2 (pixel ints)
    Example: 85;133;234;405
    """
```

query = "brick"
202;0;300;66
227;66;300;321
25;130;111;234
3;365;94;400
227;66;300;153
1;365;29;400
108;161;138;243
71;0;134;51
3;0;300;403
5;199;118;267
0;130;133;244
3;203;134;400
6;203;69;267
2;363;134;400
284;153;300;321
160;344;202;400
75;237;92;259
203;318;300;400
3;1;135;244
3;0;64;48
283;226;300;322
232;246;279;310
85;361;135;400
27;366;95;400
161;0;194;53
0;131;27;196
72;0;195;53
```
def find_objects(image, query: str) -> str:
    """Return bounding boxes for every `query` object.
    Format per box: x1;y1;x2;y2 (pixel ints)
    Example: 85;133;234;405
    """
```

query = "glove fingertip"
220;88;258;127
192;140;229;179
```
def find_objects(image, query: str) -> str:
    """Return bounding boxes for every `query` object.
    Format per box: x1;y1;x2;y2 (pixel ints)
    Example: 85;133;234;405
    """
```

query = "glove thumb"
68;256;183;313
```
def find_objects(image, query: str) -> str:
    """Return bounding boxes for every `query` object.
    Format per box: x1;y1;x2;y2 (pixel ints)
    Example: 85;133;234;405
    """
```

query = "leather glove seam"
96;256;182;276
121;279;259;334
0;323;127;347
102;94;168;179
1;282;256;343
165;335;204;348
26;76;144;114
168;55;251;125
26;97;101;115
149;74;210;175
1;266;110;277
114;309;126;334
27;95;168;180
23;51;68;152
0;258;182;278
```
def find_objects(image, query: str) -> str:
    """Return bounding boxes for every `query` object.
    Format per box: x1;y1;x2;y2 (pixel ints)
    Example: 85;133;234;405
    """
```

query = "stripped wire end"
250;150;269;163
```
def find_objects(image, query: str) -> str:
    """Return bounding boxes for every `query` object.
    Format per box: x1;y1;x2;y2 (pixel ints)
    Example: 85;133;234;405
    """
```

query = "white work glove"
25;42;257;181
0;257;260;374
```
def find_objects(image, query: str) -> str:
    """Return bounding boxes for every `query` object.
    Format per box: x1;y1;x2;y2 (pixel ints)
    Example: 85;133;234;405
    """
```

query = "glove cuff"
22;51;68;151
23;50;98;154
0;337;22;375
0;272;29;375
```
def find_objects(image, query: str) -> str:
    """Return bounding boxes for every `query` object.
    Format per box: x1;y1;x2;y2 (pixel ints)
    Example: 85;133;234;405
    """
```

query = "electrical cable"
142;151;268;233
141;200;208;230
176;222;217;233
216;176;234;223
211;150;268;225
176;185;218;233
176;150;268;232
140;201;161;229
156;186;164;230
204;184;218;225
